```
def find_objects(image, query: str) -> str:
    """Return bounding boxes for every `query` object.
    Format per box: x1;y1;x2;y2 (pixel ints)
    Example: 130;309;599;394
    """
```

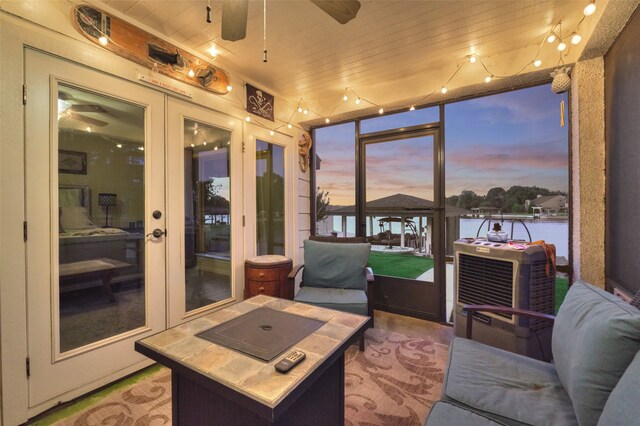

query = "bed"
59;185;142;288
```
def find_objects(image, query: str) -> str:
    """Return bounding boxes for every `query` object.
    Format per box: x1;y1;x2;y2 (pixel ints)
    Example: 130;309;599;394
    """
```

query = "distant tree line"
447;186;567;213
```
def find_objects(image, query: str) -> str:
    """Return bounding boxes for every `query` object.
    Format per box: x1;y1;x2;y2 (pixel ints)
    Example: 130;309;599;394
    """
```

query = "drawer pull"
258;286;265;293
259;272;265;278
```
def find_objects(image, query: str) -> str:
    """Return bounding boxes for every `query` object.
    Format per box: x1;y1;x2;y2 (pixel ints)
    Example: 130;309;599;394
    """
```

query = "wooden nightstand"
244;255;293;300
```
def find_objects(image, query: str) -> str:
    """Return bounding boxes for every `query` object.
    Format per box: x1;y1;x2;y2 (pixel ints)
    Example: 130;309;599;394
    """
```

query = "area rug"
38;329;448;426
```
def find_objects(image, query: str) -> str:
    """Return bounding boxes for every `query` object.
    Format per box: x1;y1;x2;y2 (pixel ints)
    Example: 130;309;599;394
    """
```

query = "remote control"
275;350;306;373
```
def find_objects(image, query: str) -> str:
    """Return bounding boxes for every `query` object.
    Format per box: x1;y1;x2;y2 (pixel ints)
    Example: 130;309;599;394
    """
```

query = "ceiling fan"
220;0;362;42
58;92;112;128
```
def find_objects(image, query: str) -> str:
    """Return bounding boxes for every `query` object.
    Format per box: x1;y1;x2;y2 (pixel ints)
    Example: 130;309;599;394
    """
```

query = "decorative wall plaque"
246;84;274;121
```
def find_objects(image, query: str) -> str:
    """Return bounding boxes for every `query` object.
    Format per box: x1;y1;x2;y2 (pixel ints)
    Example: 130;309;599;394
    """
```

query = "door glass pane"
360;107;439;134
184;119;232;312
58;84;145;353
256;139;285;255
365;136;434;281
314;122;356;238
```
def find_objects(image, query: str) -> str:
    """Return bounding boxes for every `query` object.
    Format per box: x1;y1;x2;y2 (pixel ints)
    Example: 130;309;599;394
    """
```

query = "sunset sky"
315;84;569;206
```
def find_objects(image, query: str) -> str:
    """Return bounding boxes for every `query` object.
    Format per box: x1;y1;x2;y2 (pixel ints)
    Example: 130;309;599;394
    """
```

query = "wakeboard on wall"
72;4;230;95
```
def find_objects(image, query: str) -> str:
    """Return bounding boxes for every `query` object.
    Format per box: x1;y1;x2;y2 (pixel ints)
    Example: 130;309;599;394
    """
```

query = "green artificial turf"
555;276;569;313
368;252;434;279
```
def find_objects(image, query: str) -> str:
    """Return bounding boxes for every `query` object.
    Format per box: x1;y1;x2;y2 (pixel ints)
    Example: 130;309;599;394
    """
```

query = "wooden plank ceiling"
96;0;606;123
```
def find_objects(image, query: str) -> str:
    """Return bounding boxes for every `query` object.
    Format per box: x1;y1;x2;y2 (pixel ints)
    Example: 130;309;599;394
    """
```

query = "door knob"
147;228;167;238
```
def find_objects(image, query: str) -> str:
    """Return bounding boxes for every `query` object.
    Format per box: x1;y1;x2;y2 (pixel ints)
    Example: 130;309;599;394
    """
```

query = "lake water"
331;216;569;258
460;218;568;258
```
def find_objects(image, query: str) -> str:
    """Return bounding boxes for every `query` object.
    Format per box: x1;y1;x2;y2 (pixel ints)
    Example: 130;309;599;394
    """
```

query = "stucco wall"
571;58;606;287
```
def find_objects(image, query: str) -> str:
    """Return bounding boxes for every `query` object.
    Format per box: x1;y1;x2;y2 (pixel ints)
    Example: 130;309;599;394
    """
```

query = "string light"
270;130;275;136
303;109;308;115
98;35;108;46
116;143;123;148
208;44;219;57
190;143;195;148
355;98;361;105
547;33;556;43
409;105;415;111
533;59;542;67
571;33;582;45
188;69;195;77
557;42;567;51
287;123;292;129
325;118;330;123
441;87;448;94
298;106;303;112
343;94;348;101
226;85;233;91
245;116;251;122
138;146;144;151
378;107;384;114
484;75;492;83
583;2;596;16
86;126;91;132
469;54;477;63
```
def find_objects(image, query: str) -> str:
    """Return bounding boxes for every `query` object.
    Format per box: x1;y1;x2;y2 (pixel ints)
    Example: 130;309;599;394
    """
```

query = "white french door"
166;98;244;326
25;51;166;409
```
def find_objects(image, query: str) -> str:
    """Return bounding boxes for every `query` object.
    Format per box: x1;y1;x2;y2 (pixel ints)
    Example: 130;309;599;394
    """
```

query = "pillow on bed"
60;206;96;230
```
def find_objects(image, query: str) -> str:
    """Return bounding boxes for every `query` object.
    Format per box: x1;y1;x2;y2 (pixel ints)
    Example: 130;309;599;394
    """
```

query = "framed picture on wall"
59;150;87;174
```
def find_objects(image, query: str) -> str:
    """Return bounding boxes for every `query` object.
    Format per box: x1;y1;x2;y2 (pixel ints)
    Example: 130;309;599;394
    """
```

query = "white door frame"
243;125;295;262
166;97;244;326
24;50;166;412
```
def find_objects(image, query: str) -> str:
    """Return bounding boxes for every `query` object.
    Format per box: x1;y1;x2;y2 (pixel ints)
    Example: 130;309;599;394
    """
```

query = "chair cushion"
294;286;368;316
442;338;577;426
598;350;640;425
302;240;371;290
425;401;507;426
552;281;640;426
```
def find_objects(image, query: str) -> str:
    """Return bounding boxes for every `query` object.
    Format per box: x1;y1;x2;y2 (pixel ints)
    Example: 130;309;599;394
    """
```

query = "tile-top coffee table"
135;296;370;425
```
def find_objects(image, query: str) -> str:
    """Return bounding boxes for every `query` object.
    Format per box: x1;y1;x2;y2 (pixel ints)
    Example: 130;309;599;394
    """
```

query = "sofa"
425;280;640;426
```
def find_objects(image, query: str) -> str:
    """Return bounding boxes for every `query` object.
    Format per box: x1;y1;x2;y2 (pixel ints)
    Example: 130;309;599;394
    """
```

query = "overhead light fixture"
584;2;596;16
534;59;542;67
571;33;582;45
441;87;448;94
484;76;492;83
98;35;108;46
557;42;567;52
469;54;477;63
547;33;556;43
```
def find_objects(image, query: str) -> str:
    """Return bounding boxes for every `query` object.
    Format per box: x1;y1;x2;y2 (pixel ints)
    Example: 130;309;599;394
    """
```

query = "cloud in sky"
315;84;569;204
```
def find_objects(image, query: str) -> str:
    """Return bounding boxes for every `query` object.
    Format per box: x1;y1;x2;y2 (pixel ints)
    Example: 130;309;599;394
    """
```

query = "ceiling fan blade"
221;0;249;41
69;112;109;127
310;0;361;24
69;104;109;114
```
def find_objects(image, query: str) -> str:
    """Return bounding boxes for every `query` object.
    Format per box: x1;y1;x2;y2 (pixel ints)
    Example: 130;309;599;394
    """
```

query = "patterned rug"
39;328;448;426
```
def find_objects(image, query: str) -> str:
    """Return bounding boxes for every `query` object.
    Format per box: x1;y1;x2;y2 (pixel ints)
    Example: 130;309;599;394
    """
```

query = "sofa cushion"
294;286;368;316
425;401;507;426
597;350;640;425
442;338;577;426
302;240;370;290
552;281;640;426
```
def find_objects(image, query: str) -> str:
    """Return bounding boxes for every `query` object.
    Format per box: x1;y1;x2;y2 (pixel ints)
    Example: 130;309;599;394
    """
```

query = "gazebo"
326;193;469;254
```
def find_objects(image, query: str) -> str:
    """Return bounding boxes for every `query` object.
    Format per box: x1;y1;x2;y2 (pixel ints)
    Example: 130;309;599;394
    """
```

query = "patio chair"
288;237;374;351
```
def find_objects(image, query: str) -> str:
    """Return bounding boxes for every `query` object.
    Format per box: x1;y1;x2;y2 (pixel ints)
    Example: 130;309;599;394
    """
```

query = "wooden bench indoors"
59;258;131;303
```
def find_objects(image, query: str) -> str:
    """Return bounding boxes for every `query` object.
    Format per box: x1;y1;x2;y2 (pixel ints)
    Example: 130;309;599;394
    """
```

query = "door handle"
146;228;167;238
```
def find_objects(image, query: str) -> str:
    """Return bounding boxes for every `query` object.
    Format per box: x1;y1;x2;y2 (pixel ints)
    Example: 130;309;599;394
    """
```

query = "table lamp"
98;193;117;227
